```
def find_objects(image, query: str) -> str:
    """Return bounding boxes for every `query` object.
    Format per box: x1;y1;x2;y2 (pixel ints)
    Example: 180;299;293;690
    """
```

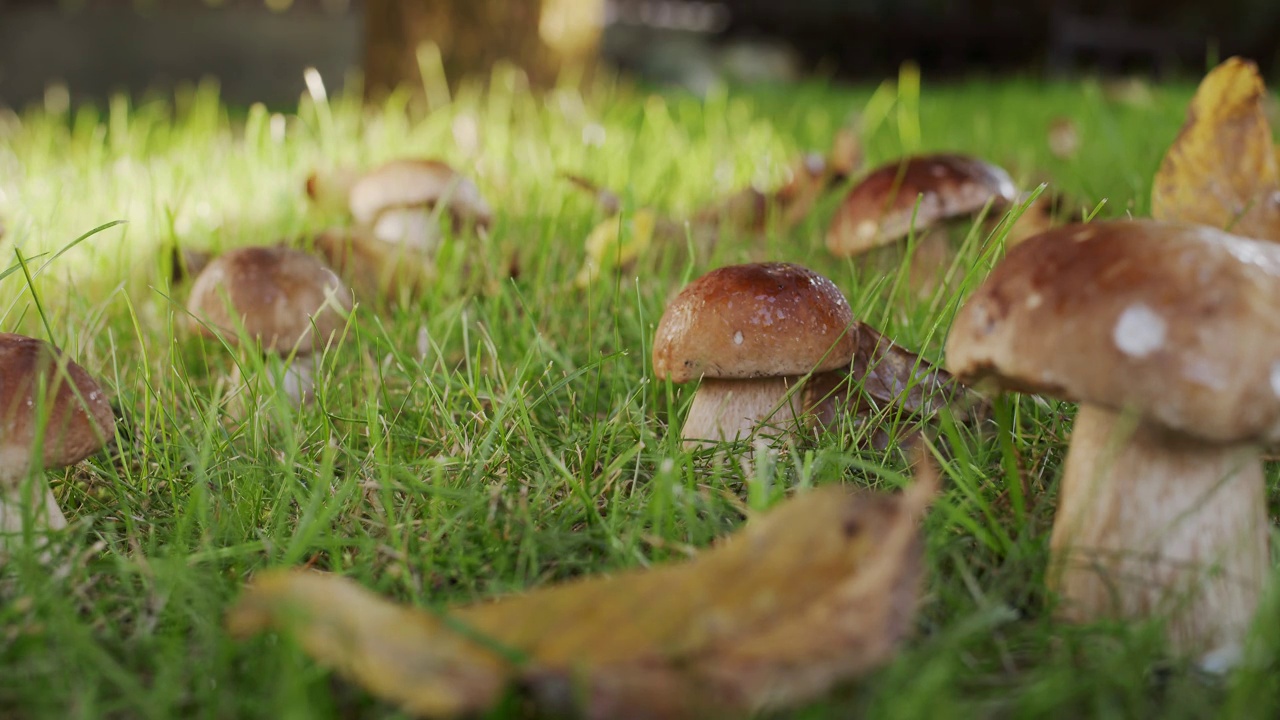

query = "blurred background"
1;0;1279;109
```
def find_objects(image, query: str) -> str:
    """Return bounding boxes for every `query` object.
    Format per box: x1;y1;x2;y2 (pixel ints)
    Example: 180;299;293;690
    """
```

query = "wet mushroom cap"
187;245;353;354
945;219;1280;443
349;159;493;230
652;262;858;383
826;153;1017;256
0;333;115;474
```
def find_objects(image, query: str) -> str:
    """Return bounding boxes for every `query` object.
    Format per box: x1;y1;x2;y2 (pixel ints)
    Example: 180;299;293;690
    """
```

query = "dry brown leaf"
228;478;934;719
1151;56;1280;240
805;322;989;445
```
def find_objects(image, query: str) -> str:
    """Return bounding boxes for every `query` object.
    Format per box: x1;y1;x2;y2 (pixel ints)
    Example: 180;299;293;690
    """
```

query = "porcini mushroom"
826;153;1017;294
187;245;353;407
306;158;493;252
946;219;1277;665
0;333;114;544
652;262;858;447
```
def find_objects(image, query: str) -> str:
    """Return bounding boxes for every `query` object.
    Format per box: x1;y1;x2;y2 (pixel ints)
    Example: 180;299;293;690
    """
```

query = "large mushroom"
826;153;1017;294
652;262;858;447
946;219;1277;666
187;245;353;407
0;333;114;543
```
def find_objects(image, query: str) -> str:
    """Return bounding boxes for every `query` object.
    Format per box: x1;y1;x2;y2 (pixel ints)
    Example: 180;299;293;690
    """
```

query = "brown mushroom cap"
0;333;114;479
187;245;353;354
826;153;1017;256
946;219;1280;443
652;263;858;383
349;159;493;231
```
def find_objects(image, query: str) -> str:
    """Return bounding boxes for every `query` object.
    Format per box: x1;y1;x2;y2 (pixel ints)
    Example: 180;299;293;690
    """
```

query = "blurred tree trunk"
362;0;601;101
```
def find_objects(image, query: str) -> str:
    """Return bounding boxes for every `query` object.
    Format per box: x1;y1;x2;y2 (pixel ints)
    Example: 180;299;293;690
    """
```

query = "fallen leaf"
1151;57;1280;240
228;477;935;719
575;209;658;289
805;322;988;440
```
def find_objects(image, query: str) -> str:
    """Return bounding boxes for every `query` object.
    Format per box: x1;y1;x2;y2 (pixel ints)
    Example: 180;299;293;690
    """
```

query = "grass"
0;62;1277;718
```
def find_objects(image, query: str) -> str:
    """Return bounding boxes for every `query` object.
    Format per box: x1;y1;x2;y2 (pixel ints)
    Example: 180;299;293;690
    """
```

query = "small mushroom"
306;158;493;253
0;333;114;544
652;262;858;447
826;153;1017;295
187;245;353;408
946;219;1277;666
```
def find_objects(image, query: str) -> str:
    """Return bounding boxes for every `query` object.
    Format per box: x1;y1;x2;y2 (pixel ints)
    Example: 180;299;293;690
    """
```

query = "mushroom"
946;219;1277;665
0;333;114;544
652;262;858;447
187;245;353;407
826;153;1017;295
306;158;493;253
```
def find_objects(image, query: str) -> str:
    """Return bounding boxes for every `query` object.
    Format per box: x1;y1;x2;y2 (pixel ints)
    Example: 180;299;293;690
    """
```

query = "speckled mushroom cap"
946;219;1280;443
653;263;859;383
0;333;115;480
348;159;493;231
187;245;353;354
826;153;1017;256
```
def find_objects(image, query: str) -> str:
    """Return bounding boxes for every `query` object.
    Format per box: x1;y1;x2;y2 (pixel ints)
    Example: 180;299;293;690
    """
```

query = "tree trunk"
362;0;601;101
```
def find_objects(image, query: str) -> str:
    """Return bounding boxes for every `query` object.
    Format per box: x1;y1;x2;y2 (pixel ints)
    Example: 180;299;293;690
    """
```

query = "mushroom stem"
680;377;807;448
1049;404;1270;664
278;353;320;406
0;478;68;562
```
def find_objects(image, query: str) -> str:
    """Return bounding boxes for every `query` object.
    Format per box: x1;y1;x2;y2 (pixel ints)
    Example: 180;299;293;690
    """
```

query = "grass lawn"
1;66;1277;718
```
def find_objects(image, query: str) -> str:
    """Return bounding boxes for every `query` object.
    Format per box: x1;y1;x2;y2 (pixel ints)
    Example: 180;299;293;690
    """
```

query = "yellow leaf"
228;473;936;718
1151;57;1280;240
575;209;656;289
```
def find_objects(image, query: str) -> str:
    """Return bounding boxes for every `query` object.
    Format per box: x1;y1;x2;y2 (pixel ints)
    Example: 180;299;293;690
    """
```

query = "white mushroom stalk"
946;219;1280;666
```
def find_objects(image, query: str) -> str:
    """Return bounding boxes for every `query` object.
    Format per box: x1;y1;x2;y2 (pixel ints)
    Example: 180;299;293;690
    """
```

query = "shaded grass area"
0;67;1277;718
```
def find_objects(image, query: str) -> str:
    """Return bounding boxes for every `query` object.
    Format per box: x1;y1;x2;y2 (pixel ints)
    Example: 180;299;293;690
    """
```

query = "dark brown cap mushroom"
0;333;114;536
187;245;353;406
946;219;1276;667
652;263;858;446
827;153;1017;256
